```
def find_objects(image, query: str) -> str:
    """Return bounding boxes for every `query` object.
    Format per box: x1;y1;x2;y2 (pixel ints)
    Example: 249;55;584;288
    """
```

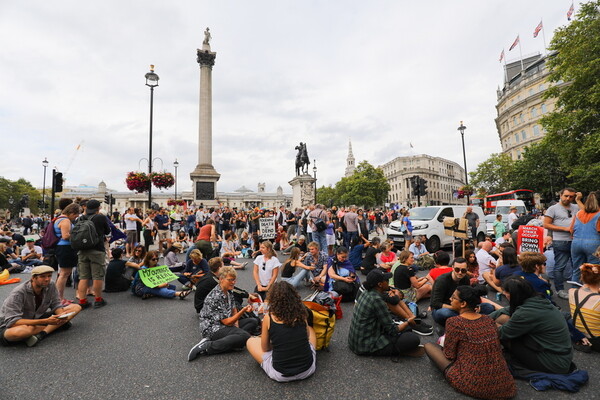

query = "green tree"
541;1;600;192
0;177;42;217
316;185;338;207
512;141;569;202
335;161;390;208
468;153;515;194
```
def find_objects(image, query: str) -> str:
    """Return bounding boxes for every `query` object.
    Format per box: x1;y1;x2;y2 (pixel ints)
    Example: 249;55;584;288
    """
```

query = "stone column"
288;175;316;210
190;38;220;205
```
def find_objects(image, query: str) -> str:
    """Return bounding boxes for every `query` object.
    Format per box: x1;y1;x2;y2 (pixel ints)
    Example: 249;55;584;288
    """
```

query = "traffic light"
419;177;428;196
111;196;116;205
105;194;110;204
410;175;420;197
53;171;63;192
37;199;43;208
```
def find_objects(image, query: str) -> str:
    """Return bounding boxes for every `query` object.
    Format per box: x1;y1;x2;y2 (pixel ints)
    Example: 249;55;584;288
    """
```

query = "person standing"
154;208;171;254
463;207;480;245
544;188;579;299
343;206;359;249
53;203;81;305
507;206;519;232
569;192;600;284
124;207;143;257
308;204;328;255
76;200;111;309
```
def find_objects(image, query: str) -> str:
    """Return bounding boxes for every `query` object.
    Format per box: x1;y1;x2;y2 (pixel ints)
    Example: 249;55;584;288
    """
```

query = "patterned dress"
443;315;516;400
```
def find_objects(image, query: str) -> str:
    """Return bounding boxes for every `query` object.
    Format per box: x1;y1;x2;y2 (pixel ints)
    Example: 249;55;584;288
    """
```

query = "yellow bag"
304;301;335;351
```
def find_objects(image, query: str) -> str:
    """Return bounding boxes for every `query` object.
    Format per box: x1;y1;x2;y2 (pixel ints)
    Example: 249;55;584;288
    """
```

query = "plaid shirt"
304;251;328;276
348;289;398;355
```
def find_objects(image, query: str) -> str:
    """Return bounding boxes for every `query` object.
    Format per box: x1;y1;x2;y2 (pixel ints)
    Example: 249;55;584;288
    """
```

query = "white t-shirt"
507;212;518;229
476;249;495;283
254;254;282;286
21;245;43;259
124;212;138;231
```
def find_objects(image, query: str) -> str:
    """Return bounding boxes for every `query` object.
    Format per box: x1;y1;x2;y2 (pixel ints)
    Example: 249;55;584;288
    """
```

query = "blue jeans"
141;284;177;298
281;268;311;288
552;240;573;291
432;303;495;326
571;238;600;283
345;231;358;249
311;230;328;255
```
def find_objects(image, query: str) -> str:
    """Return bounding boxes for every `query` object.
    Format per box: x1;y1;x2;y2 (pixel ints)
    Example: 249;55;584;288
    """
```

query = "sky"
0;1;581;195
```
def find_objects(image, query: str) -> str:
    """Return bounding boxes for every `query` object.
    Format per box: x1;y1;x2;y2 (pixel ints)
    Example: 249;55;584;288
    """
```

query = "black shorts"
0;327;11;346
56;244;79;269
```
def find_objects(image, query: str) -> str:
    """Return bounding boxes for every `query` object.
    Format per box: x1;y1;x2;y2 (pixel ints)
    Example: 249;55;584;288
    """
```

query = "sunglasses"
262;263;266;271
151;258;159;261
454;267;468;274
567;210;572;218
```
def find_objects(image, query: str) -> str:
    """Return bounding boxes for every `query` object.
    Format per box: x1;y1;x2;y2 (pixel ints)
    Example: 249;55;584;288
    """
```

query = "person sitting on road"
426;251;452;284
303;241;328;287
490;277;573;374
104;248;131;293
490;247;522;300
360;236;380;276
424;285;516;400
282;235;308;255
376;242;397;272
125;245;146;280
131;251;192;300
514;252;552;301
348;269;424;358
188;266;259;361
464;249;479;286
0;266;82;347
246;281;317;382
178;249;208;290
253;241;281;300
569;263;600;353
430;257;497;330
391;250;431;303
408;236;434;270
477;241;503;294
280;247;315;288
19;238;44;269
220;233;247;270
164;243;185;272
326;246;360;302
348;235;368;272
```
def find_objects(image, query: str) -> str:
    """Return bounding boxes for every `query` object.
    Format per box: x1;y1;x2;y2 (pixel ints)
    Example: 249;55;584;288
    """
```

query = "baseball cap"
31;266;55;276
26;238;35;242
364;269;393;289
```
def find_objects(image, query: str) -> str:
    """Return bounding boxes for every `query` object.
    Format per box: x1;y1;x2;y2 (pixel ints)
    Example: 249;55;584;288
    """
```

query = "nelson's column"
190;27;220;205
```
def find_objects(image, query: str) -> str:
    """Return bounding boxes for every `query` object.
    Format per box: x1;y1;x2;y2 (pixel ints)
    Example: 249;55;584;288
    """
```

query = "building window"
513;116;517;126
517;150;521;160
539;84;545;91
519;114;524;123
521;130;527;141
515;133;519;143
531;107;537;117
541;103;547;113
529;88;534;96
533;125;540;136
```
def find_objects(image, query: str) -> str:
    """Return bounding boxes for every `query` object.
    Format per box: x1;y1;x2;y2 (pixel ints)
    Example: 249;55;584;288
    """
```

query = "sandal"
141;293;153;300
179;289;192;300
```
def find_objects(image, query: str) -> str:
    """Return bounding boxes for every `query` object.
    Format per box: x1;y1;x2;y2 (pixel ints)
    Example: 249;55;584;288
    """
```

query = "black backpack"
511;214;534;230
70;215;100;250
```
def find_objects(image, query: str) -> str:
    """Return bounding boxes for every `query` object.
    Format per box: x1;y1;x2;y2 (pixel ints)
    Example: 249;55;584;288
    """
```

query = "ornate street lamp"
457;121;470;204
145;65;159;210
313;159;317;205
173;159;179;201
42;158;49;213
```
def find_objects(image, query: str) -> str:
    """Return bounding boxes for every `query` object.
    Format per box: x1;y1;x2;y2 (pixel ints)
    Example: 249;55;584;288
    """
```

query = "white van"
387;205;486;252
494;200;527;216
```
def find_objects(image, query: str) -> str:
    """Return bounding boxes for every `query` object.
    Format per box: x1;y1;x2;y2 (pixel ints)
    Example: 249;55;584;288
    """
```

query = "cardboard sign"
259;218;276;239
443;217;469;239
516;225;544;254
138;265;179;288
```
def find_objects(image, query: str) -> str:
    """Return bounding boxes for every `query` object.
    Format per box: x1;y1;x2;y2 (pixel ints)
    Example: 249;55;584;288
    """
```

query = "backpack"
41;217;66;250
304;301;335;351
511;214;534;230
70;215;100;250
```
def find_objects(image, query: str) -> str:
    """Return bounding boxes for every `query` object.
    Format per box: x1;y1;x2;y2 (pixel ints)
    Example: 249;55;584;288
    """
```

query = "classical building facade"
495;52;567;160
379;155;467;206
59;182;291;212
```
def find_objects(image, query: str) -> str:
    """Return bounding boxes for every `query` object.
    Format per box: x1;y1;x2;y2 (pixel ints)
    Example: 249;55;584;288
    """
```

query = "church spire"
345;138;356;177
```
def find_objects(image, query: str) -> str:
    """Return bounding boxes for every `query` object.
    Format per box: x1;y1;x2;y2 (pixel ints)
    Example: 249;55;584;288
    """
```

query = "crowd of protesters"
0;188;598;396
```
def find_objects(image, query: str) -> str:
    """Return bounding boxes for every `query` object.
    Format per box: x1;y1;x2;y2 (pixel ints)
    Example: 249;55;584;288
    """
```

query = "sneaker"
188;338;210;361
93;299;107;309
25;334;41;347
411;323;433;336
417;311;428;319
557;290;569;300
79;301;91;310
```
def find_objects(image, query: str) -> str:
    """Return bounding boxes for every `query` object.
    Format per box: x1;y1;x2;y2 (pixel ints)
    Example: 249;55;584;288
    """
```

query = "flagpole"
541;19;547;55
503;48;508;83
518;34;524;71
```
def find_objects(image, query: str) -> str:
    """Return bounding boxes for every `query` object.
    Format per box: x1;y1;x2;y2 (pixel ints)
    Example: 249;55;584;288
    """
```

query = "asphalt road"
0;252;596;400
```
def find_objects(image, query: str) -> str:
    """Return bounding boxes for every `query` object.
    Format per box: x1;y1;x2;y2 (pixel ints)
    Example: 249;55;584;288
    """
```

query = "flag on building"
567;2;574;21
499;49;504;62
509;35;520;51
409;142;414;149
533;21;543;38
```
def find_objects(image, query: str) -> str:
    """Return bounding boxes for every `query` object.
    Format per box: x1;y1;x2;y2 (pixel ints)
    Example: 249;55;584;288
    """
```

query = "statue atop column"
203;27;211;45
295;142;310;176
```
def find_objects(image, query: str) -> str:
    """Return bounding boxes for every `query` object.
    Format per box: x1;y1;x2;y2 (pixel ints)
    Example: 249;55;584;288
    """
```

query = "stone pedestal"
289;174;316;209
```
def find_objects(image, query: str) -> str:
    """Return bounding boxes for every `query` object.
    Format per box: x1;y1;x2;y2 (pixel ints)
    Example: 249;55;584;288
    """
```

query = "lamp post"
313;159;317;205
42;158;49;214
457;121;470;204
173;159;179;201
145;65;159;211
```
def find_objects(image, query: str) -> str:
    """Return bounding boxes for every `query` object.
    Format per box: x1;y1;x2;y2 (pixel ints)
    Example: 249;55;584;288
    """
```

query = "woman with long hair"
569;262;600;352
246;281;316;382
280;247;315;288
570;192;600;283
53;203;81;305
391;250;431;302
464;249;479;286
252;240;281;300
131;250;191;300
142;210;156;253
425;286;516;399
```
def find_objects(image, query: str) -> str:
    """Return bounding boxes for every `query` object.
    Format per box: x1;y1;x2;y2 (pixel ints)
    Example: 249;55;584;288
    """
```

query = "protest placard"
259;217;276;239
138;265;179;288
516;225;544;254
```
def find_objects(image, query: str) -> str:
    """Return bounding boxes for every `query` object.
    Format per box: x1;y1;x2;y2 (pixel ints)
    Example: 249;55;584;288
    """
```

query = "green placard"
138;265;179;288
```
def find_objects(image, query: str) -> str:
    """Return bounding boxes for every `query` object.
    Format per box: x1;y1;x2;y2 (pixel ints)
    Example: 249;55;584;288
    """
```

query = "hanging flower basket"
167;199;186;207
151;172;175;190
458;185;474;197
126;172;151;193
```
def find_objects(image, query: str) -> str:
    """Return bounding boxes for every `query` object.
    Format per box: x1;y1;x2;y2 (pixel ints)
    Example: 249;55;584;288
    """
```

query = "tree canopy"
0;177;42;216
468;153;515;194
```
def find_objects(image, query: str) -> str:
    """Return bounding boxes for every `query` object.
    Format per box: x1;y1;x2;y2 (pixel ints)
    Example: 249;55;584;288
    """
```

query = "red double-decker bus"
484;189;535;213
